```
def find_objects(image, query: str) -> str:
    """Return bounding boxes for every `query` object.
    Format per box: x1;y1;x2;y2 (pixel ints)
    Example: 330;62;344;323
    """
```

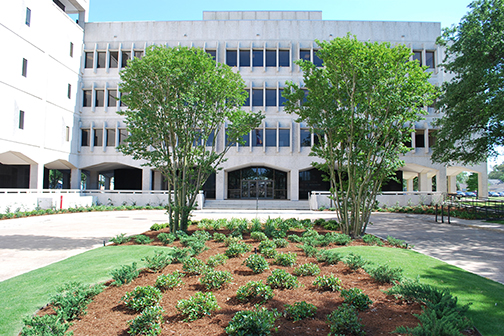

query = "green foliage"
266;269;300;289
150;223;168;231
362;234;384;246
249;218;262;233
316;249;342;265
182;257;209;275
176;292;220;321
122;286;162;312
261;247;278;259
387;236;408;248
156;232;176;245
127;305;164;336
179;233;209;255
134;235;153;245
394;306;472;336
273;252;297;267
251;231;269;242
111;262;140;286
109;233;131;245
287;234;303;243
284;301;317;321
226;307;279;336
367;264;403;284
340;288;372;311
243;254;270;274
322;219;340;230
49;282;103;322
225;242;251;258
273;238;289;248
489;163;504;183
192;230;212;241
258;240;277;252
236;281;274;304
293;263;321;276
312;274;342;292
142;250;173;272
466;173;479;192
213;232;226;242
223;236;242;247
200;269;233;290
324;232;352;246
170;247;193;263
21;314;72;336
155;271;184;290
206;253;228;267
298;243;319;257
327;303;365;336
344;253;368;271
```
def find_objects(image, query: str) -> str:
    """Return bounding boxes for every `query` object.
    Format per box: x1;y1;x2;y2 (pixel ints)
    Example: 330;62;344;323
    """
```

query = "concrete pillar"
407;178;414;191
447;175;457;193
29;163;44;189
153;171;163;190
215;170;225;200
437;168;447;193
478;172;488;198
142;167;152;191
418;172;430;192
88;171;99;189
70;168;81;189
290;168;299;201
424;128;429;154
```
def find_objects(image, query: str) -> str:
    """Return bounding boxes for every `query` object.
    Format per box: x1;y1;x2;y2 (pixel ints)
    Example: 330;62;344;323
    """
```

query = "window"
96;52;106;68
81;129;90;146
314;132;324;146
95;90;104;107
206;50;216;60
279;89;288;107
94;129;103;146
300;49;310;61
265;89;276;107
265;129;276;147
119;129;128;144
108;90;117;107
279;129;290;147
109;51;118;68
313;50;323;67
134;50;143;59
413;51;422;65
206;131;215;147
22;58;28;77
266;50;276;67
121;51;131;67
253;129;263;146
300;129;311;147
253;50;263;67
120;93;127;107
415;130;425;148
240;133;250;146
83;90;92;107
426;51;435;68
226;50;237;67
25;8;31;26
106;129;116;146
239;50;250;67
427;102;436;114
279;50;289;67
85;52;94;68
70;42;73;57
243;89;250;107
65;126;70;142
19;111;25;129
67;84;71;99
252;89;263;107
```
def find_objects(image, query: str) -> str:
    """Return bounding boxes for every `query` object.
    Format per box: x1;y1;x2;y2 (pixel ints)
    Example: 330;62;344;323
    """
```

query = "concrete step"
203;200;310;210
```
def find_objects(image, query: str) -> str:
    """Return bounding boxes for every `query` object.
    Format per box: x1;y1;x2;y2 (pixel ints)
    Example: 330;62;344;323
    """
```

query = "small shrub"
362;234;384;246
274;252;297;267
250;218;262;232
200;269;233;290
387;235;408;248
327;304;365;336
368;264;403;284
251;231;269;242
266;269;300;289
213;232;226;242
313;274;342;292
198;218;214;230
340;288;372;311
170;247;193;263
322;219;340;230
243;254;270;274
273;238;289;248
157;232;176;245
176;292;220;321
50;282;104;322
21;314;72;336
313;218;326;227
225;242;251;258
261;247;278;259
298;243;319;257
111;262;140;286
142;250;173;272
206;253;228;267
122;286;162;312
293;263;320;276
302;229;320;239
127;305;164;336
287;234;302;243
316;249;342;265
185;239;208;256
344;253;368;271
236;281;274;304
324;232;352;246
182;257;209;275
258;239;276;252
155;271;184;290
192;230;211;241
284;301;317;321
226;307;279;336
150;222;168;231
134;235;153;245
223;236;242;247
109;233;131;244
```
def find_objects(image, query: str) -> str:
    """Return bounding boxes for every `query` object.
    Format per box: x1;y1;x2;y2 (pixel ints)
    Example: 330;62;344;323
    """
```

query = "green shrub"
344;253;368;271
327;304;365;336
298;243;319;257
225;242;251;258
192;230;211;241
313;218;326;227
284;301;317;321
340;288;372;311
21;314;72;336
127;305;164;336
273;252;297;267
157;232;176;245
263;218;282;238
206;253;228;267
367;264;403;284
170;247;193;263
111;262;140;286
236;281;274;304
223;236;242;247
150;223;168;231
324;232;352;245
225;307;279;336
155;271;184;290
200;269;233;290
243;254;270;273
176;292;220;321
49;282;104;322
302;229;320;239
182;257;209;275
249;218;262;232
258;240;277;252
197;218;214;230
185;239;208;256
362;234;383;246
134;235;153;244
322;219;340;230
293;263;320;276
316;249;342;265
387;235;408;248
312;274;342;292
122;286;162;312
251;231;269;242
287;234;303;243
213;232;226;242
261;247;278;259
273;238;289;248
109;233;131;244
142;250;173;272
266;269;300;289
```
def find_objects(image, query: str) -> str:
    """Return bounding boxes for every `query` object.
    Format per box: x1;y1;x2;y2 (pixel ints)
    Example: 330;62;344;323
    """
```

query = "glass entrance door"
241;180;273;199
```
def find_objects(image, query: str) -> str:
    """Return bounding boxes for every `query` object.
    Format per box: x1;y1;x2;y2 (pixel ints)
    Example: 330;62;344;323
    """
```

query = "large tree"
283;35;436;237
488;163;504;182
118;46;263;232
432;0;504;165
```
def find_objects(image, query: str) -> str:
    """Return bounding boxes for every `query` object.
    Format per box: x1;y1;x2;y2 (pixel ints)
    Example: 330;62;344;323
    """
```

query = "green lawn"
1;245;502;336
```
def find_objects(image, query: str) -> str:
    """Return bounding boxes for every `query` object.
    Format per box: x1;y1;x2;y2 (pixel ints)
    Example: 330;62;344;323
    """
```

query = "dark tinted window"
94;129;103;146
22;58;28;77
67;84;71;99
253;50;263;67
81;129;89;146
109;51;118;68
119;129;128;144
95;90;104;107
300;49;310;61
279;129;290;147
108;90;117;107
265;129;276;147
83;90;92;107
240;132;250;146
279;89;287;107
300;129;311;147
226;50;237;67
313;50;323;67
279;50;289;67
121;51;130;67
265;89;276;106
243;89;250;107
70;42;73;57
19;111;25;129
253;129;263;146
106;129;115;146
134;50;143;59
266;50;276;67
426;51;435;68
252;89;263;106
97;52;106;68
413;51;422;64
206;50;216;60
85;52;94;68
25;8;31;26
239;50;250;67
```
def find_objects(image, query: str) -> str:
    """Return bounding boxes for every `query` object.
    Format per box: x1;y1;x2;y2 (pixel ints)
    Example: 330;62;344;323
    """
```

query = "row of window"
413;50;435;68
82;89;121;107
84;51;143;69
81;128;128;147
223;49;323;68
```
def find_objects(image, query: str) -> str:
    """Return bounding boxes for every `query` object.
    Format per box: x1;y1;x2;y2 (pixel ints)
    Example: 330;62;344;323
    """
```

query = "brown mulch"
38;226;480;336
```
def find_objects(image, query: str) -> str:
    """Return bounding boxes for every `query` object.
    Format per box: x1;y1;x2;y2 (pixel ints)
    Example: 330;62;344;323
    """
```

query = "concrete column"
426;175;433;192
290;168;299;201
424;128;429;154
153;171;163;190
447;175;457;193
478;172;488;198
215;170;225;200
406;178;414;191
418;173;430;192
88;171;99;189
437;168;447;193
29;163;44;189
142;167;152;191
70;168;81;189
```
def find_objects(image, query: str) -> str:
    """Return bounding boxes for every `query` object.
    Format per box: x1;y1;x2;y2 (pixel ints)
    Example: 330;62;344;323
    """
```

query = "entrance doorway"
242;180;274;199
228;167;287;199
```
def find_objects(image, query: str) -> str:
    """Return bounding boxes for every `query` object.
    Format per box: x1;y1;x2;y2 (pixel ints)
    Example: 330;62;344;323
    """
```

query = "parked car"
456;191;466;198
466;191;477;197
498;192;504;197
489;192;500;197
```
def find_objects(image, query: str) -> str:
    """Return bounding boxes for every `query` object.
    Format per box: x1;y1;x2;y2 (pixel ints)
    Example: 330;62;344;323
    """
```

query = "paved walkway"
0;210;503;285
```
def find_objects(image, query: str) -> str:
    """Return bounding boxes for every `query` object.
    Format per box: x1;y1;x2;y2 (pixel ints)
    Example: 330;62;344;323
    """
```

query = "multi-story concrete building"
0;0;488;210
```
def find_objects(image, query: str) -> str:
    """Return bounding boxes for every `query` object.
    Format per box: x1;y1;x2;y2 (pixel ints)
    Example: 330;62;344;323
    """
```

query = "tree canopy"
283;35;436;237
118;46;263;232
432;0;504;165
488;163;504;182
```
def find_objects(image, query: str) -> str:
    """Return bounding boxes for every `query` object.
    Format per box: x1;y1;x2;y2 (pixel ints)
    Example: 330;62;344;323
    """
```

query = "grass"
0;245;171;336
336;246;504;336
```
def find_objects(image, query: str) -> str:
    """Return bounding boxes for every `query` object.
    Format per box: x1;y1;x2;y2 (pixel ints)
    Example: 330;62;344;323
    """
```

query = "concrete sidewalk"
0;210;503;285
